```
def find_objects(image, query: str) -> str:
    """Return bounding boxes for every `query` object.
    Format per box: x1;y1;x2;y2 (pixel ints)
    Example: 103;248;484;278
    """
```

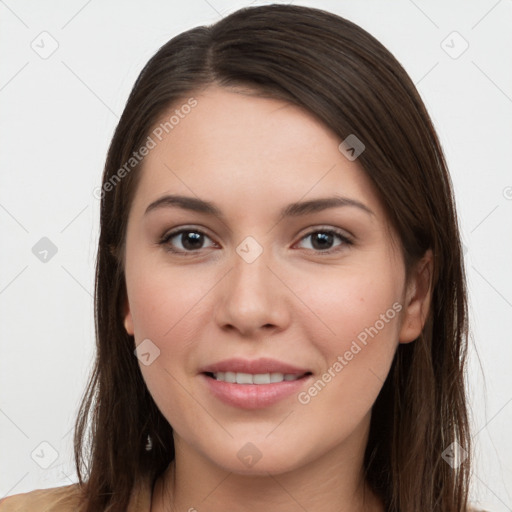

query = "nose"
213;248;291;338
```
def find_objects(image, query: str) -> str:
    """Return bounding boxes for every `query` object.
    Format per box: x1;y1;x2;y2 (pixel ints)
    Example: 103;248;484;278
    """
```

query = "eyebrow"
144;194;374;219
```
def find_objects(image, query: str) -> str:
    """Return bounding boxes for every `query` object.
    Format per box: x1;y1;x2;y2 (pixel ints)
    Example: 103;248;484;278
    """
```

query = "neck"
151;416;384;512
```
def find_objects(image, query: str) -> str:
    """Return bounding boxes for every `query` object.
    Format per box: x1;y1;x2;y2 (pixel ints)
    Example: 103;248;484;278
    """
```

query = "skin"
123;85;433;512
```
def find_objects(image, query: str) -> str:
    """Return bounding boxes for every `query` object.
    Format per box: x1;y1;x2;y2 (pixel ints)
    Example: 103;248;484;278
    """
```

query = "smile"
201;371;312;409
208;371;308;384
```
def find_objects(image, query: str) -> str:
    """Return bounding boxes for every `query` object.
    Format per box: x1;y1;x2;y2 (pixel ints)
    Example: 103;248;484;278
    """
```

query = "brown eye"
296;229;352;254
160;228;216;254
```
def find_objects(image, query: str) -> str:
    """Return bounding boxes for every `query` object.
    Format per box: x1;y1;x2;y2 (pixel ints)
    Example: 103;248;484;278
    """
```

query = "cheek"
140;364;208;443
126;260;213;343
126;263;215;413
293;268;402;413
295;265;403;349
128;269;205;429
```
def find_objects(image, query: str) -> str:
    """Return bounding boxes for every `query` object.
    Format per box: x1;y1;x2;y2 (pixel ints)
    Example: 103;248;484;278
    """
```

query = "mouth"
203;371;312;384
199;356;311;377
199;358;314;409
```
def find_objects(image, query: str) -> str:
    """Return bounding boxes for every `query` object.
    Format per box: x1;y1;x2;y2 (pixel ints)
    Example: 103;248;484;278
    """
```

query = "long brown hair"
74;4;471;511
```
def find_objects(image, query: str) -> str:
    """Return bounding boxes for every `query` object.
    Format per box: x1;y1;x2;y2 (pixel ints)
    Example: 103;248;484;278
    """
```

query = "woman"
0;4;482;511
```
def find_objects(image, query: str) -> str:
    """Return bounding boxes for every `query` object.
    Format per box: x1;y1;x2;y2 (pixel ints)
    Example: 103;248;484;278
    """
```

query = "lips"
199;358;313;409
199;357;310;376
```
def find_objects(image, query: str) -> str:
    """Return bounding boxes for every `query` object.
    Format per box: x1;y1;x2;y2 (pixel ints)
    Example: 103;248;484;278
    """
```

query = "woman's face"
123;85;430;475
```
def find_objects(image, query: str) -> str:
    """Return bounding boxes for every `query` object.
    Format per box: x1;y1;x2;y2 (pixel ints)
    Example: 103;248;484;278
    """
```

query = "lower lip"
201;373;311;410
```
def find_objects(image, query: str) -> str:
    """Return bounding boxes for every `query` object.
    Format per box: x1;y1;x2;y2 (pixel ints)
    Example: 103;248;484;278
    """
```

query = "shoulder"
0;483;83;512
0;474;153;512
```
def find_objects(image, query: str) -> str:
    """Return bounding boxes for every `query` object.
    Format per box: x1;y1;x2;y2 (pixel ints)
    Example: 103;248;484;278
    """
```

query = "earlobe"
398;249;434;344
123;296;134;336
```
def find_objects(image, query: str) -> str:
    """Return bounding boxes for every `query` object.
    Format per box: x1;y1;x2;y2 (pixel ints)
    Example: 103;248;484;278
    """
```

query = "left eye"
296;229;352;253
159;228;352;255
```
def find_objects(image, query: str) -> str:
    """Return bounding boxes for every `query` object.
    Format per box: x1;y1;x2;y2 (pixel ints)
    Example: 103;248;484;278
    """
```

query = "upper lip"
200;358;310;375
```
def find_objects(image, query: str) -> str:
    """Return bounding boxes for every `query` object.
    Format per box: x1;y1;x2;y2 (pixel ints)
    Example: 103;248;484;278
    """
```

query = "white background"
1;0;511;510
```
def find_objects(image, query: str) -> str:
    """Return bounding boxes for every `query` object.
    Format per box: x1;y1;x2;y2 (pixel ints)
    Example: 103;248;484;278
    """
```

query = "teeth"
224;371;236;383
253;373;270;384
236;372;253;384
213;371;302;384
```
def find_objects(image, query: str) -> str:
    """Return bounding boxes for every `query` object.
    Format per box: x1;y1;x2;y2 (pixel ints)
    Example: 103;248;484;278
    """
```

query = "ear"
398;249;434;344
123;294;134;336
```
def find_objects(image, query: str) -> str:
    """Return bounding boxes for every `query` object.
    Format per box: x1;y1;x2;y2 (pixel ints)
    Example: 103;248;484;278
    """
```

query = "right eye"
159;228;218;255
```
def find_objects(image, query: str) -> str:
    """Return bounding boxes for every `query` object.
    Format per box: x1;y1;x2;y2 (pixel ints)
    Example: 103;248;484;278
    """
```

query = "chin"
205;438;308;476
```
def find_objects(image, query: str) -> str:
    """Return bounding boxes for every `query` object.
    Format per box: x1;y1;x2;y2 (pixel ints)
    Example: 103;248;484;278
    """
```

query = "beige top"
0;479;490;512
0;474;153;511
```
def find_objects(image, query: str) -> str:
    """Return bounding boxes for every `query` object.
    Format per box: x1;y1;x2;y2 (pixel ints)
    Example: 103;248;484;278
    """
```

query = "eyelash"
158;226;353;256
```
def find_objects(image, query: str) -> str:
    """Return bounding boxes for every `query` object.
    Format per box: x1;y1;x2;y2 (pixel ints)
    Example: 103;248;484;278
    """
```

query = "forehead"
130;85;386;222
